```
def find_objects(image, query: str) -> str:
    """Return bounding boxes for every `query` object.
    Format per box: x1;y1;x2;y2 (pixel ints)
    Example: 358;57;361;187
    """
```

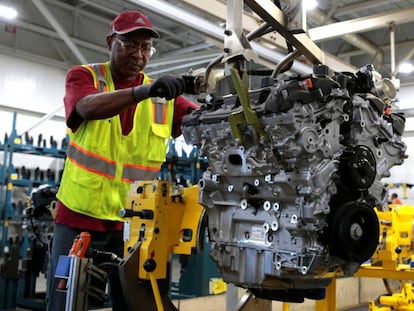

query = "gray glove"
149;75;186;100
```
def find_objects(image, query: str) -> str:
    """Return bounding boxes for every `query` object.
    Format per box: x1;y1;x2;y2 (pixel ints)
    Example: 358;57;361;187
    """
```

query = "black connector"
119;208;154;219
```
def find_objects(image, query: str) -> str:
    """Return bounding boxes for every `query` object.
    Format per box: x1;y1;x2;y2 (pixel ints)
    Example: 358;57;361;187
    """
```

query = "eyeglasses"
114;38;156;57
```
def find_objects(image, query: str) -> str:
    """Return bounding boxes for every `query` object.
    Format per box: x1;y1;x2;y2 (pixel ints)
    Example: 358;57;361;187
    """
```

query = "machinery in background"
0;184;57;310
158;140;208;186
0;241;19;310
18;185;56;310
368;283;414;311
181;0;407;304
355;204;414;311
0;112;66;259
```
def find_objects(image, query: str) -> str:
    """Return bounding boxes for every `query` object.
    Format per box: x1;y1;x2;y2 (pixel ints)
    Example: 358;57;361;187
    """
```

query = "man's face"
107;31;154;81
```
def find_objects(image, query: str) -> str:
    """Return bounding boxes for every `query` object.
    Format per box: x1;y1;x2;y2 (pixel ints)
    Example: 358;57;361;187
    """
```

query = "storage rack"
0;112;66;257
159;139;208;186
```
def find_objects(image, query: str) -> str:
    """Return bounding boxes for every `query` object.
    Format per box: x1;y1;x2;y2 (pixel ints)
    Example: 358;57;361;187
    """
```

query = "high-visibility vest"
57;62;174;221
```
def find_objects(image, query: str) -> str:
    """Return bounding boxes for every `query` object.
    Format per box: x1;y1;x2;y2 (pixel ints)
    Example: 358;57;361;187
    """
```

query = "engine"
181;64;406;302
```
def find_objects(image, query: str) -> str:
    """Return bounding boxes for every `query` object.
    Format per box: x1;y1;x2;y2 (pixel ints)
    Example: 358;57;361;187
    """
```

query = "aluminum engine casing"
182;65;406;302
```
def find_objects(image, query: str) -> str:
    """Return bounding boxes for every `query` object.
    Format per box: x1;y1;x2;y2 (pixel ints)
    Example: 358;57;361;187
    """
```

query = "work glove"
149;75;186;100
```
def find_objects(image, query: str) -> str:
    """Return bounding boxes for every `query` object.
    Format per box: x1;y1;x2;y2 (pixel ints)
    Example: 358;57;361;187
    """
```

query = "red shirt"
55;65;199;231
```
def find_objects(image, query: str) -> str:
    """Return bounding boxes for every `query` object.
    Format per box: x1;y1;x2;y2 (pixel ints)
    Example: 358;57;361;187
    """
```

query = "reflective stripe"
153;98;167;124
91;63;107;92
122;163;159;182
67;141;116;179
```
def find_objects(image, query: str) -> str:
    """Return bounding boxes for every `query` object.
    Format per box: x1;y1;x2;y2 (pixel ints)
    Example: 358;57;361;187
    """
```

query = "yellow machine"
118;180;204;311
355;204;414;311
368;282;414;311
373;204;414;267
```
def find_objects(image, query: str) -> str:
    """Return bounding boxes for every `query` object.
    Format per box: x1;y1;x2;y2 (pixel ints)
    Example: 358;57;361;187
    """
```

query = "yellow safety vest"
57;62;174;221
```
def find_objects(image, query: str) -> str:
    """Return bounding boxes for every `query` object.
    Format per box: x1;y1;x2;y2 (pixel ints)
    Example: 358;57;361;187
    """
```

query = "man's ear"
106;36;113;51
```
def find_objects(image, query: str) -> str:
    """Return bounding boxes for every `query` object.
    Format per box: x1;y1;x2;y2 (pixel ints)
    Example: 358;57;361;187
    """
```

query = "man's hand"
149;75;186;100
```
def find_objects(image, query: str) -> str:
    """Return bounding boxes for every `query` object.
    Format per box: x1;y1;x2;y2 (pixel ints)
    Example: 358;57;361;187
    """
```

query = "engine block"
182;65;406;302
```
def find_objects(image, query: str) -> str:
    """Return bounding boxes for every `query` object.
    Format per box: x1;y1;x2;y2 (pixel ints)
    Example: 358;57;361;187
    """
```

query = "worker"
46;10;199;311
391;192;403;205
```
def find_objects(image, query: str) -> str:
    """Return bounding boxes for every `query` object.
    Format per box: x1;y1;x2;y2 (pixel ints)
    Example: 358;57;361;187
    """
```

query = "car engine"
181;64;407;302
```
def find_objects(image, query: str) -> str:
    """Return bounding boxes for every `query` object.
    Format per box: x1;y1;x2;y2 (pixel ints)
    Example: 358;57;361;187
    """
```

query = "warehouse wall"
385;84;414;184
0;53;66;133
0;53;67;169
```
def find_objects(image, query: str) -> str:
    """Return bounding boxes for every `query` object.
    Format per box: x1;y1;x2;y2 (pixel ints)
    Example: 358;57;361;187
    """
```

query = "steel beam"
32;0;87;64
333;0;403;18
129;0;358;74
175;0;375;69
171;0;288;50
147;58;215;76
394;47;414;77
147;52;220;69
308;8;384;70
0;17;108;55
309;8;414;42
172;0;356;73
0;104;65;122
127;0;313;74
245;0;324;65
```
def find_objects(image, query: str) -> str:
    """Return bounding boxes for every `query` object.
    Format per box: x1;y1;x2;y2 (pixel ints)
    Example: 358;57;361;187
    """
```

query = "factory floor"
9;274;398;311
13;280;374;311
345;306;369;311
10;282;378;311
16;302;371;311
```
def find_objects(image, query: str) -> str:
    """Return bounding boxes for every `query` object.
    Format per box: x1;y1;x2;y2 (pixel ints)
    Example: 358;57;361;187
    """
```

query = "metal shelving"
0;112;66;256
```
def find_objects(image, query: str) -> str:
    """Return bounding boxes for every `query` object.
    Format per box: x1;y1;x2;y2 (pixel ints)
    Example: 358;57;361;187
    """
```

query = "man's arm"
65;68;185;124
64;66;149;121
75;87;143;120
76;74;186;121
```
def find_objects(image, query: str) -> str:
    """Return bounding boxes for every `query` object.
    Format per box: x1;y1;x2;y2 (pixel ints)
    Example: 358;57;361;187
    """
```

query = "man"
46;10;198;311
391;193;403;205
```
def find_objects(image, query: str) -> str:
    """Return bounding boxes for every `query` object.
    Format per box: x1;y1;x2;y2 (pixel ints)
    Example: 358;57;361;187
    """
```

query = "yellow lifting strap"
228;64;269;144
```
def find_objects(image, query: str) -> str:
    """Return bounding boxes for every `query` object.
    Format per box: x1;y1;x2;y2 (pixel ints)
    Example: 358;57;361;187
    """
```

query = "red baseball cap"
108;10;160;38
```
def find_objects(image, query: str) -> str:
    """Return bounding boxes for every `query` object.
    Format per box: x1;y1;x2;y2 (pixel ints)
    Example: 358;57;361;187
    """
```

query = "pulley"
340;145;376;189
328;201;379;263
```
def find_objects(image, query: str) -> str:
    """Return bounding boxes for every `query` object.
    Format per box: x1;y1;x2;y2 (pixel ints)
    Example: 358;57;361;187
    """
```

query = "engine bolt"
271;221;279;231
350;223;363;239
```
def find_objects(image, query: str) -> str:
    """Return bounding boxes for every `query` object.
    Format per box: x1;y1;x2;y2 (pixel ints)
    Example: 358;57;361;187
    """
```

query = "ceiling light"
398;62;414;74
303;0;318;11
0;4;17;19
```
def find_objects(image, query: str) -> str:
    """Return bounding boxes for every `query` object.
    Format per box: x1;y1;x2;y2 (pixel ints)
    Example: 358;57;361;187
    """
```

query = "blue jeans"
46;224;126;311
